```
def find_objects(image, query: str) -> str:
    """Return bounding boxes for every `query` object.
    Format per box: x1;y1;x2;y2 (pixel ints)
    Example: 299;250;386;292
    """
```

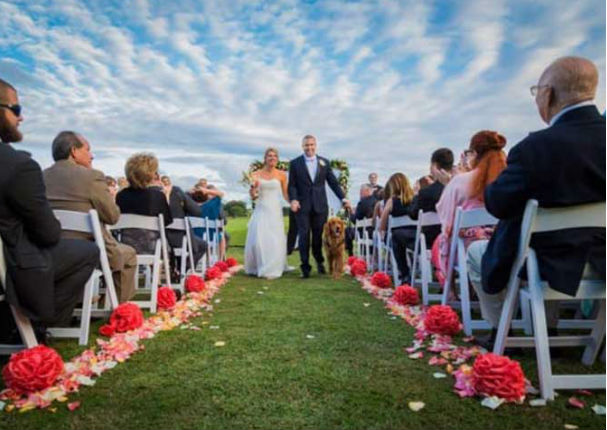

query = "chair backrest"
388;215;416;230
53;209;95;233
457;207;498;229
166;218;187;231
186;216;207;229
109;214;162;231
517;199;606;266
355;218;373;229
419;211;440;227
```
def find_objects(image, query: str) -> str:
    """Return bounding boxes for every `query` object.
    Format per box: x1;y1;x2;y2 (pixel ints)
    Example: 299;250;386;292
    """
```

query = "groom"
288;135;351;278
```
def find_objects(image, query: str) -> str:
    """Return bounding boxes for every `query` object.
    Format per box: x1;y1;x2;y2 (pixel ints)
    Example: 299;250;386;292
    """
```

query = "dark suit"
408;181;444;247
0;144;98;324
482;105;606;295
288;155;345;273
167;186;206;270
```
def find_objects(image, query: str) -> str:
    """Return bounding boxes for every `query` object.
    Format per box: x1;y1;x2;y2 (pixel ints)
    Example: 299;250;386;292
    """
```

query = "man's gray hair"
360;183;372;192
302;134;316;144
52;131;83;161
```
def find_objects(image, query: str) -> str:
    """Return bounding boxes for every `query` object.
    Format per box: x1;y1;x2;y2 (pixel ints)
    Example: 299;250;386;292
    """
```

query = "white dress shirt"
304;155;318;181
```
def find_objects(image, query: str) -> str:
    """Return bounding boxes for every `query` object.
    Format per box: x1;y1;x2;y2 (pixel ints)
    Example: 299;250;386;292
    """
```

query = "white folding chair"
493;199;606;400
166;218;191;293
354;217;373;269
110;214;171;313
0;235;38;354
385;215;417;286
187;217;211;270
372;216;385;272
49;209;118;345
440;207;513;335
410;210;442;305
189;217;222;265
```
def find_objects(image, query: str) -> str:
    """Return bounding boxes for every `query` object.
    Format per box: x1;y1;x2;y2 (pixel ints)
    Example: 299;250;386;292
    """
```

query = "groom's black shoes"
317;265;326;275
300;271;310;279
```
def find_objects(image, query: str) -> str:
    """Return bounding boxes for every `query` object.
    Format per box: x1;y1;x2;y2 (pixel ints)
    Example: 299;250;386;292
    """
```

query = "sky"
0;0;605;203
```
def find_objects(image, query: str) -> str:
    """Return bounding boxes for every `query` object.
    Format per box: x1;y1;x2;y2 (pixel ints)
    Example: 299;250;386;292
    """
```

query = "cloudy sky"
1;0;605;202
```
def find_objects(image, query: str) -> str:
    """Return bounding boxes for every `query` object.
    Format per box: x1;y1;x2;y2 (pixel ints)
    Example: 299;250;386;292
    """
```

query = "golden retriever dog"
323;217;346;279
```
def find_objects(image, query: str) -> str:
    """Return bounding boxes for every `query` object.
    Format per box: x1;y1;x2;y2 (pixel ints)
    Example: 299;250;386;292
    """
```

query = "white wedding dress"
244;178;287;278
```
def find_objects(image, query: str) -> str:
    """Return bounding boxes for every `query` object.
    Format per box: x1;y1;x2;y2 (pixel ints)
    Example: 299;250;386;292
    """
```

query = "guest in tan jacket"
43;131;137;303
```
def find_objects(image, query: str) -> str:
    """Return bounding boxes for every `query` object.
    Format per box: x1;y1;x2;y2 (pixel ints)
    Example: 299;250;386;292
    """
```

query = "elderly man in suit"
466;56;606;348
0;80;98;332
44;131;137;303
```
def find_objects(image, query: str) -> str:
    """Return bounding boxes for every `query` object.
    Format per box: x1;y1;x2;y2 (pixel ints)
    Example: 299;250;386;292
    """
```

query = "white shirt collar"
304;154;317;162
549;101;594;126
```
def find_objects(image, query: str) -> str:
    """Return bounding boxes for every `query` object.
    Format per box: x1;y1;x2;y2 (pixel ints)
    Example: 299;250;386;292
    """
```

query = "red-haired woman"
431;130;508;285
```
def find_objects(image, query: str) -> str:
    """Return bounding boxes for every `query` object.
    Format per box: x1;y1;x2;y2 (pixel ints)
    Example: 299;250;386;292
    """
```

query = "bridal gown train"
244;178;287;278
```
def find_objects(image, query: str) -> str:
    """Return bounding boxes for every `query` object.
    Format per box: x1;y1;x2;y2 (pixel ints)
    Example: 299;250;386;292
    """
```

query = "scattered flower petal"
214;341;226;347
591;404;606;415
408;401;425;412
481;396;505;410
529;399;547;407
433;372;447;379
67;401;80;411
568;397;585;409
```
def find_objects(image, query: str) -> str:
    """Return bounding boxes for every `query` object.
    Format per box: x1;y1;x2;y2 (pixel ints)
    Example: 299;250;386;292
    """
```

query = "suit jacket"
43;159;125;268
408;181;444;246
481;105;606;295
288;155;345;214
0;143;61;320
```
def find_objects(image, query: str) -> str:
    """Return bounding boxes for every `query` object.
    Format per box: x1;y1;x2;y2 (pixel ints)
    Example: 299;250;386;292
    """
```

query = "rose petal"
67;401;80;411
591;404;606;415
408;401;425;412
568;397;585;409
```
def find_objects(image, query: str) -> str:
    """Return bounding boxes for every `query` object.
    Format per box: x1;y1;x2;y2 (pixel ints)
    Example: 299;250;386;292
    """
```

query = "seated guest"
44;131;137;303
160;175;207;272
379;173;416;281
188;178;210;204
116;153;173;254
467;56;605;347
408;148;454;248
345;184;378;256
367;172;383;197
432;131;507;285
0;79;98;331
199;184;226;259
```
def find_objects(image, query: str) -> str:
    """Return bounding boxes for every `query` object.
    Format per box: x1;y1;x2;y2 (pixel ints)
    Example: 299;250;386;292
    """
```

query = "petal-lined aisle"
0;249;604;429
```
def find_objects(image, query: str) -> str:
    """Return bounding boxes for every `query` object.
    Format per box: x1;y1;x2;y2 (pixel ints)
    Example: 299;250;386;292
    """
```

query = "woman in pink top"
432;130;508;285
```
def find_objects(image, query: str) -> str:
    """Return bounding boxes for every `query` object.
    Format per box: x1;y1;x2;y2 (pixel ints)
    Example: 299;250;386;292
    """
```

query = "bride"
244;147;288;279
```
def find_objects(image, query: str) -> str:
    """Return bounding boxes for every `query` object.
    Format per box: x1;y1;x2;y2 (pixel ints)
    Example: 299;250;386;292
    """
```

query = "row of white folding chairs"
353;218;373;268
0;234;38;354
492;199;605;400
186;217;223;266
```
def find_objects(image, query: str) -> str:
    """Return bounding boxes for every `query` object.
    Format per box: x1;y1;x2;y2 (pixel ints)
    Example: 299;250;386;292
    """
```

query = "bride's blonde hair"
264;147;279;165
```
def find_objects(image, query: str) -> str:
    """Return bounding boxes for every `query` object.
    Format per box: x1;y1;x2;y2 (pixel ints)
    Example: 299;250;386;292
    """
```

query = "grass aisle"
0;217;604;429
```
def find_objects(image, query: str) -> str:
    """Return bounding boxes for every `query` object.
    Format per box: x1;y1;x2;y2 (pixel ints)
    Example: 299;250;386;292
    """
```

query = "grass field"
0;218;604;429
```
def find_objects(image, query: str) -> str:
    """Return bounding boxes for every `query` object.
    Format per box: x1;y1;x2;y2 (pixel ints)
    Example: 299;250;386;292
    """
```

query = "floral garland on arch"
240;158;350;195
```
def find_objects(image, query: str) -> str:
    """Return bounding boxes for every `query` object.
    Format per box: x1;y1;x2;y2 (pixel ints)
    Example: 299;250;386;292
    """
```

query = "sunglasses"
0;104;21;117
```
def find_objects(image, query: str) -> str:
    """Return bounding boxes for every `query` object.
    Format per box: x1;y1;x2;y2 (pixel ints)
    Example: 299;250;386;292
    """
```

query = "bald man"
466;57;606;348
0;79;99;333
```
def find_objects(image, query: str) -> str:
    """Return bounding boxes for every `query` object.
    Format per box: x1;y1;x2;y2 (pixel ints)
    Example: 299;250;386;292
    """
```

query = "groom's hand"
290;200;300;213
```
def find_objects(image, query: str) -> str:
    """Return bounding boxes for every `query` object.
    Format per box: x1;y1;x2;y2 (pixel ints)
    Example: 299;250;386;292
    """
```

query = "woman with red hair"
431;130;508;284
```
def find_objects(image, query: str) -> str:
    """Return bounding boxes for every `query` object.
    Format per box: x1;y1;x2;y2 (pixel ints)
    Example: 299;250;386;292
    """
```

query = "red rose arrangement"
370;271;392;288
99;302;144;337
185;274;206;293
424;305;462;336
2;345;64;394
214;261;229;272
157;286;177;310
226;257;238;267
392;284;419;305
472;353;526;401
350;260;367;276
205;266;222;281
347;256;358;266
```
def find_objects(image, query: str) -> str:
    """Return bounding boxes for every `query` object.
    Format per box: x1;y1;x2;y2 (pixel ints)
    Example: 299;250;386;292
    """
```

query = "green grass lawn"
0;219;604;429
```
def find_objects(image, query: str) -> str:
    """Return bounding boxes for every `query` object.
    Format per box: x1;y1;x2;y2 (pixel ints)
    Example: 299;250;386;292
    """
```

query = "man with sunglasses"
0;79;99;341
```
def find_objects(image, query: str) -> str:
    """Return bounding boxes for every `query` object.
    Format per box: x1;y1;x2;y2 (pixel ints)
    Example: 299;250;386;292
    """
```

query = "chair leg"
493;276;521;355
582;299;606;365
10;305;38;348
457;243;473;336
78;275;95;345
520;291;533;335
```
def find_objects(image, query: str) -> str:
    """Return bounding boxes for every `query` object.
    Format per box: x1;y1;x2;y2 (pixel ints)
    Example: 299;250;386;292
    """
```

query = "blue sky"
1;0;605;202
